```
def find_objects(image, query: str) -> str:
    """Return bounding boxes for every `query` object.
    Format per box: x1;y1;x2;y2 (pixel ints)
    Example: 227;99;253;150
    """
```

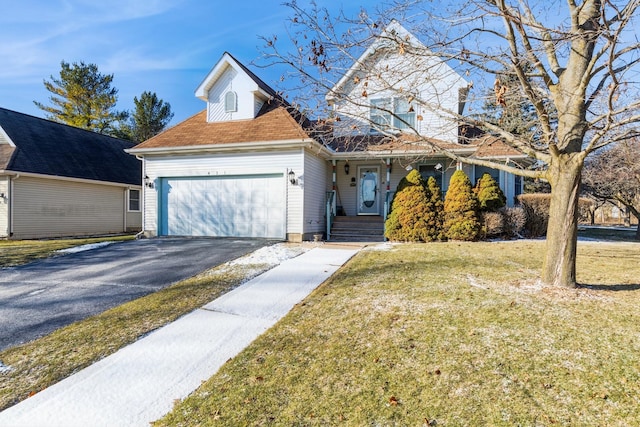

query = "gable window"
370;97;416;132
128;189;140;212
224;91;237;113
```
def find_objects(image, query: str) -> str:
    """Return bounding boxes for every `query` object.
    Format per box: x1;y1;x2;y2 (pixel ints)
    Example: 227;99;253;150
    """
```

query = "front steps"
329;215;385;242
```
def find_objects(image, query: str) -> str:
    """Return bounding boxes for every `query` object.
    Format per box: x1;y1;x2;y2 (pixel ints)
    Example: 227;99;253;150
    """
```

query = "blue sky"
0;1;365;126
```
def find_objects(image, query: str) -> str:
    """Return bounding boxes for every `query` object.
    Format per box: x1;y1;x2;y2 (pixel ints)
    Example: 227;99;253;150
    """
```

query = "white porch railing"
325;190;336;241
383;190;395;240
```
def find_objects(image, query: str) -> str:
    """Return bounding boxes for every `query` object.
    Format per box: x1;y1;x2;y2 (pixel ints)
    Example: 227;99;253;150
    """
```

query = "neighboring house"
0;108;142;239
128;21;526;242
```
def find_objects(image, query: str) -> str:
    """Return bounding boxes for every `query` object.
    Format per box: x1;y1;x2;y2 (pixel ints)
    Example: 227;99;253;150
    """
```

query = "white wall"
302;149;330;236
142;150;305;237
331;51;466;143
206;65;264;123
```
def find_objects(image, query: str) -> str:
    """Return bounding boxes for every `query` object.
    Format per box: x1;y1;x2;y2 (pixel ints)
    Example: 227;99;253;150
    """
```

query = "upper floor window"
370;97;415;132
224;91;237;113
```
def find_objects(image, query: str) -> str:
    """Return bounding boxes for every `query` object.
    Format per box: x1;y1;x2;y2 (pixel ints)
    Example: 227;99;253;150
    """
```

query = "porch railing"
325;190;336;241
383;190;395;240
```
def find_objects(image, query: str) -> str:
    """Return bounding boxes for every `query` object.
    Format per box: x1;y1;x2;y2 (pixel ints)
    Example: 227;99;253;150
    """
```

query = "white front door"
357;166;380;215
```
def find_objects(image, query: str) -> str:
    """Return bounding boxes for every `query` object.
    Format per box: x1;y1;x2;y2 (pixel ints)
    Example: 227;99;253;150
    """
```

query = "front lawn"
0;235;135;267
156;240;640;426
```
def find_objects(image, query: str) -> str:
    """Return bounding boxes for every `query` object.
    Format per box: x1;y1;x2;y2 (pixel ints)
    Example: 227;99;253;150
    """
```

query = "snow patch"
0;361;11;374
57;242;114;254
364;242;396;251
227;244;308;267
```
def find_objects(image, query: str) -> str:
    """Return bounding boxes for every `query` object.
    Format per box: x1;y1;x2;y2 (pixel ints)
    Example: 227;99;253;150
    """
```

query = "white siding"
11;176;127;239
206;65;262;122
0;176;9;237
332;52;466;143
302;149;330;236
143;150;304;237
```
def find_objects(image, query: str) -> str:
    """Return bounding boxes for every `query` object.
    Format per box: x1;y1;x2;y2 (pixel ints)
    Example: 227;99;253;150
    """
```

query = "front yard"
155;240;640;426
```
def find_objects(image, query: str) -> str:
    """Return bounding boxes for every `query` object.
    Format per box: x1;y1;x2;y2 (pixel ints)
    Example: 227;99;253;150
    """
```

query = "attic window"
224;91;237;113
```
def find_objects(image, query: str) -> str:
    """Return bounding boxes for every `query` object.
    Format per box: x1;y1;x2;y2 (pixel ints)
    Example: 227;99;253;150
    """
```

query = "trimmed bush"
474;173;506;211
385;170;444;242
516;193;550;237
517;193;594;237
444;170;481;241
481;206;527;239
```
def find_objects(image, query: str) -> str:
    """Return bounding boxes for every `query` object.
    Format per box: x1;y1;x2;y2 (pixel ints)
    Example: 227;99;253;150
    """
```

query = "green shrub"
475;173;506;211
444;170;481;241
385;170;444;242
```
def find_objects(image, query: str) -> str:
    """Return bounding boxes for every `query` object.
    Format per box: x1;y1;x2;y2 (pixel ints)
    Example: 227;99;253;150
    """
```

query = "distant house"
128;21;526;242
0;107;142;239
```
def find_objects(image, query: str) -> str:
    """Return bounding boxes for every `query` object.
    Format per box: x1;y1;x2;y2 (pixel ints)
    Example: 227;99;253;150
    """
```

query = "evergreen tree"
385;169;444;242
117;91;174;142
474;173;506;211
34;61;127;134
443;170;481;241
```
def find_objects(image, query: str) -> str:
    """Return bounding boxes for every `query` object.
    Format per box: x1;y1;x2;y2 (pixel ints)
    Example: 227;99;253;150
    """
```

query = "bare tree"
582;139;640;239
261;0;640;288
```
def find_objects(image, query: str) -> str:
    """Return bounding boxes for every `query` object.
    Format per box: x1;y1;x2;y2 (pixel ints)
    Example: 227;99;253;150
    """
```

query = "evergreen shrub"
474;173;506;211
443;170;481;241
385;170;444;242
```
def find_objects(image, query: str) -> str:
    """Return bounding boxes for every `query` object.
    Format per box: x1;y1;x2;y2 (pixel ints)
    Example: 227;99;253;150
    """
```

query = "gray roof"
0;107;140;186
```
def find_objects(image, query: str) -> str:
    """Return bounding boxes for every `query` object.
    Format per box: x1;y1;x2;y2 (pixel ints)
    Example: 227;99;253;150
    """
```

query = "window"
370;97;416;132
475;166;500;186
128;189;140;211
224;91;237;113
419;164;444;192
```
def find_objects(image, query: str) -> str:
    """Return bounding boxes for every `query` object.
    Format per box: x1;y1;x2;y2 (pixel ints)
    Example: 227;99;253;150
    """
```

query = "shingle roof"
0;107;141;185
133;101;313;150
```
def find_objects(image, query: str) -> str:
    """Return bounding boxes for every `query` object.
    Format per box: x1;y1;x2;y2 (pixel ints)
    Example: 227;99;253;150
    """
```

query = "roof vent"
224;91;237;113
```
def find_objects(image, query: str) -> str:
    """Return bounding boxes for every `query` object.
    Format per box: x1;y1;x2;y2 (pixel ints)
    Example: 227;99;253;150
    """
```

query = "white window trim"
224;91;238;113
128;188;141;212
370;96;416;132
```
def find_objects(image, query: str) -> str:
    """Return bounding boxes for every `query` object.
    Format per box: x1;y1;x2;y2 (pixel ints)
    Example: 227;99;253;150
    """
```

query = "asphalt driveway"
0;237;272;351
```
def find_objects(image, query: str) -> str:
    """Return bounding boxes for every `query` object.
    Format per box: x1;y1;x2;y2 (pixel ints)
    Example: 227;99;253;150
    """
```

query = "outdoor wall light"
435;163;443;171
288;169;297;185
344;162;350;175
144;175;155;189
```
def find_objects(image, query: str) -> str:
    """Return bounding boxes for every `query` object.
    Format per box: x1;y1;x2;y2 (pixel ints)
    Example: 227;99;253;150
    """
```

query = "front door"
357;166;380;215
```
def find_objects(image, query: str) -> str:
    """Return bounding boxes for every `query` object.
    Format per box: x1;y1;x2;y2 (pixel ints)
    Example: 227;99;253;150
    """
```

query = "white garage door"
158;174;285;238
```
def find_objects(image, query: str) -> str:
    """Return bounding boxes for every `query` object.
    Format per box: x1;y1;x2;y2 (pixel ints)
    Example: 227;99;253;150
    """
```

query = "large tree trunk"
542;153;586;288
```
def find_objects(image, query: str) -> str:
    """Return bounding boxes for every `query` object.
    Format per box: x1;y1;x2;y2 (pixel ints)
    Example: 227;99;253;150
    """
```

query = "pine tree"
443;170;481;241
385;169;444;242
117;91;174;142
34;61;127;134
474;173;506;211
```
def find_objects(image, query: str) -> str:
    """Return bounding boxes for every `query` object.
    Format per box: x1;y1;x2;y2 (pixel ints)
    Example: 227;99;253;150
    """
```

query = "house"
0;108;142;239
128;22;526;242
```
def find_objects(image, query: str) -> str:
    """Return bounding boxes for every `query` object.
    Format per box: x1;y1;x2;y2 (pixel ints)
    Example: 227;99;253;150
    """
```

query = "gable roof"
0;107;141;186
195;52;283;103
130;101;314;152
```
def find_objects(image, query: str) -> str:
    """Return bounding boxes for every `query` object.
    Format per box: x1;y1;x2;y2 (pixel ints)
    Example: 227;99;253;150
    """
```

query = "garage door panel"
160;175;285;238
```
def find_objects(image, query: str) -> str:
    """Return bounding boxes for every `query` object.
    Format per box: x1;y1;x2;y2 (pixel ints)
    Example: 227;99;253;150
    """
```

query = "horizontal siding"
302;149;330;235
143;150;304;236
0;177;9;237
11;176;126;239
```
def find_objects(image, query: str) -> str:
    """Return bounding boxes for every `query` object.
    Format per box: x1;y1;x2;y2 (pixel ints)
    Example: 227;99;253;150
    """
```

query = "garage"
158;174;286;238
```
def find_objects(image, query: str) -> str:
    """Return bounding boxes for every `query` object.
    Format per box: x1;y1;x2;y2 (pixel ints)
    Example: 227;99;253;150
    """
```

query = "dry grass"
0;235;135;267
155;240;640;426
0;257;280;411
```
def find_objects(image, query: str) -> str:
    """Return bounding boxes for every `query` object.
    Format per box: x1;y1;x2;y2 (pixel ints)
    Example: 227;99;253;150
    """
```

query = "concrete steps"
329;215;385;242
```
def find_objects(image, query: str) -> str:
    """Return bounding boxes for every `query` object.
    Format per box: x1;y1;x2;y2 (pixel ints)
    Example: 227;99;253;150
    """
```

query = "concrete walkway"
0;245;360;427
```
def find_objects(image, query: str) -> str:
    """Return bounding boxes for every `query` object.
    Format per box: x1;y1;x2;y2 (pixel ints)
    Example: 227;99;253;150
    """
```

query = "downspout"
9;174;19;237
135;155;146;239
